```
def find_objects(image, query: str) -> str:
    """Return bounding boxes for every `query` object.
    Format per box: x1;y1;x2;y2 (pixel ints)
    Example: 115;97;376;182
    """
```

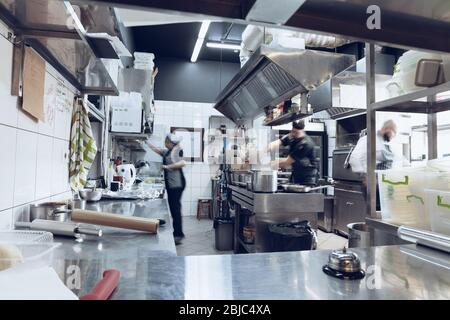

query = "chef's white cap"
166;133;182;145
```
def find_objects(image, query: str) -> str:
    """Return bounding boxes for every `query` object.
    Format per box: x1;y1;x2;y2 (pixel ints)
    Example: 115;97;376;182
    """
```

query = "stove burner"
322;265;366;280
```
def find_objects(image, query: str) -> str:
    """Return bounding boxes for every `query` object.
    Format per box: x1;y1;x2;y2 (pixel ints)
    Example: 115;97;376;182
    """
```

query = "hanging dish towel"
69;98;98;191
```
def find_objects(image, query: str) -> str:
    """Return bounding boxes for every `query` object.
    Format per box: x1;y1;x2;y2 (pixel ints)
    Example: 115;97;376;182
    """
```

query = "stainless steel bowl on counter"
30;202;71;222
79;189;103;202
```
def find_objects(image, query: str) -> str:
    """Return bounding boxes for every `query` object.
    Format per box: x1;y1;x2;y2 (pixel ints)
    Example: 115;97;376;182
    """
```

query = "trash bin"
347;223;372;248
214;218;234;251
266;221;316;252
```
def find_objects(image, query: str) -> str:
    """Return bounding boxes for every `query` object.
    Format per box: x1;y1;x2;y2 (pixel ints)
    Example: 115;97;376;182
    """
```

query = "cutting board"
22;47;45;121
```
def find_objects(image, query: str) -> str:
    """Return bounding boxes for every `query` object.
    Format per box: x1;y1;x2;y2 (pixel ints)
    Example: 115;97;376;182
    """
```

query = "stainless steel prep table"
140;244;450;300
49;199;177;298
57;243;449;300
49;199;450;300
229;184;324;253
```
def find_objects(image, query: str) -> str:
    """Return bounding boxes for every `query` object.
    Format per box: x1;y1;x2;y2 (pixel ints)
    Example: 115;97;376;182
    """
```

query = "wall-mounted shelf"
263;111;312;127
110;132;149;140
0;0;124;96
111;132;149;152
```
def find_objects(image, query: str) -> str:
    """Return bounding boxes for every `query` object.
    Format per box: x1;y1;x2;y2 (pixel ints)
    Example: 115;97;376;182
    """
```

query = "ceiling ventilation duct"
215;45;355;124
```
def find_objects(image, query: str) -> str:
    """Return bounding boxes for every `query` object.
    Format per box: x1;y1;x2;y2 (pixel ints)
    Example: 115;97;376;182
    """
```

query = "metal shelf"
0;0;122;96
110;133;149;140
369;81;450;113
366;218;401;236
263;111;312;127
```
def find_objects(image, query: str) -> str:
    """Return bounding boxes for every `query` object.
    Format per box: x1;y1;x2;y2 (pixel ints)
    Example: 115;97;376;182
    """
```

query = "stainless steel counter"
49;199;177;297
48;199;450;300
56;243;450;299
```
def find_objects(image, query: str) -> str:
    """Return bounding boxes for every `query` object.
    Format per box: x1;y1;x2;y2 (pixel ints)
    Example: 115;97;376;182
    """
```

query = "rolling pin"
71;209;159;233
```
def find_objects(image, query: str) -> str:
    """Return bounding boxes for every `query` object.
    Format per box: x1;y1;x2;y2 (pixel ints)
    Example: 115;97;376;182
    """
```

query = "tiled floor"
176;216;233;256
176;216;348;256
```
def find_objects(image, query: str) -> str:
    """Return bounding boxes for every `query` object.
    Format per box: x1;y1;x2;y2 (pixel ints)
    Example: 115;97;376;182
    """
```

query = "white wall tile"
38;72;57;136
35;134;54;200
0;125;16;211
13;204;29;224
0;209;12;230
182;200;191;216
51;191;72;202
0;36;18;127
190;201;198;217
17;109;39;132
200;173;212;188
51;138;70;195
13;130;38;206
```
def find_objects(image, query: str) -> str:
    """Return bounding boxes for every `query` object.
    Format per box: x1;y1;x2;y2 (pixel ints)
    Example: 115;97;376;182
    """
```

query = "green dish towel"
69;99;98;191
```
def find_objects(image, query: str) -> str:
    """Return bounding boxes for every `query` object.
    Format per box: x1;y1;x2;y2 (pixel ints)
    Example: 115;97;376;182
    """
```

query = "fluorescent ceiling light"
206;42;241;50
191;21;211;63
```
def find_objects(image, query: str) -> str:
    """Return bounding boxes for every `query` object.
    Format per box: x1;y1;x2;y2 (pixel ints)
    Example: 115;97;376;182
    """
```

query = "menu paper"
23;47;46;121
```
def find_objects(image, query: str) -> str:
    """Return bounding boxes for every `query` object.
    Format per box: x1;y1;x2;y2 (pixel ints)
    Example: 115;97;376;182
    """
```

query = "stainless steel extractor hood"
214;45;356;125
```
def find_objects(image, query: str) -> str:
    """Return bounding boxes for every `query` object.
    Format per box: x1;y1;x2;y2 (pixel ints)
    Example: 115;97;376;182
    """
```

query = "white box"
111;106;143;133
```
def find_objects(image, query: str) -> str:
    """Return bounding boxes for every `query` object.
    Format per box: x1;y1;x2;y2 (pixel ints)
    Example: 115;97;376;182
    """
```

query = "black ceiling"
132;22;246;64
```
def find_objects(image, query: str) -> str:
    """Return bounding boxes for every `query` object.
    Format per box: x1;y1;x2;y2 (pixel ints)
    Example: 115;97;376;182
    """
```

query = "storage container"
0;242;60;272
0;230;53;243
425;189;450;236
377;167;450;228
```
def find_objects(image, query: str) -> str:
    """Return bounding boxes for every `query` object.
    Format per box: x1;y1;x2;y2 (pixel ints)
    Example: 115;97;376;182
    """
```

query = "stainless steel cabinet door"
333;188;367;235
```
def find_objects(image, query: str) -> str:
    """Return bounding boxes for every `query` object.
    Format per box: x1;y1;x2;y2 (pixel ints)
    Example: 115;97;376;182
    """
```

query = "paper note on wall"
23;47;45;121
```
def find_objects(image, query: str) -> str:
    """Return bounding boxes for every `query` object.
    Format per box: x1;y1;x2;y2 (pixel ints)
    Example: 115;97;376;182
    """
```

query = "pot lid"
326;247;362;273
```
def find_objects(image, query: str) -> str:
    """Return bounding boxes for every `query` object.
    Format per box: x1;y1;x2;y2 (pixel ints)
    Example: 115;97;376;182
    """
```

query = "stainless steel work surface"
137;244;450;300
49;199;177;297
54;199;176;258
56;243;449;299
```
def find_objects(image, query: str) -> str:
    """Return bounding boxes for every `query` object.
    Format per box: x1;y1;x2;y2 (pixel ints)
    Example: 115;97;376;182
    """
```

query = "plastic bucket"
376;167;450;228
426;189;450;236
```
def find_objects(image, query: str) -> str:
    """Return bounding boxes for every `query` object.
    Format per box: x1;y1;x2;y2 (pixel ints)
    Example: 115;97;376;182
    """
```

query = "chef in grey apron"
146;134;187;244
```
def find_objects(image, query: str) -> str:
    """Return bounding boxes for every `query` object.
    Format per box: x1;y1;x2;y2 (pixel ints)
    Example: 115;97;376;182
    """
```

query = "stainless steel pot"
251;170;278;193
29;202;71;222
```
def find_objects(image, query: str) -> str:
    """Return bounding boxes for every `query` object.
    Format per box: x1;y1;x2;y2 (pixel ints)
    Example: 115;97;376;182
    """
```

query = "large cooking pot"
29;202;71;222
251;170;278;193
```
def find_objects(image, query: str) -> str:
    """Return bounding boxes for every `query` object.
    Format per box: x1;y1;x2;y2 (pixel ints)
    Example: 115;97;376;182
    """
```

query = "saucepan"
29;202;71;222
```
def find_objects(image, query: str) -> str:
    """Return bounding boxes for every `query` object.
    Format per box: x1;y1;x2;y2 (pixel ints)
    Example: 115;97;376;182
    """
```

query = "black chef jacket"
280;134;318;185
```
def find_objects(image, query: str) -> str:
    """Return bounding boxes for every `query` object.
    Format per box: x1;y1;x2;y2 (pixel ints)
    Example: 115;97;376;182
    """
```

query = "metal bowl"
79;189;103;202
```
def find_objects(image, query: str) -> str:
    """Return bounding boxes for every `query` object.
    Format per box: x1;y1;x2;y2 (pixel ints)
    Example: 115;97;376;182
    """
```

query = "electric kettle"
116;164;137;190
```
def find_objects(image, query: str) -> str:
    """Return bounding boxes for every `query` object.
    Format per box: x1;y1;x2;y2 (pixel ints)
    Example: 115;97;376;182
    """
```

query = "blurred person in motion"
349;119;398;209
267;119;319;186
146;134;187;245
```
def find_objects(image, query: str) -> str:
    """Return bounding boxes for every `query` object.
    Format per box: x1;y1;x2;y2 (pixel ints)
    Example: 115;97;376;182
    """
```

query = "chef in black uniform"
268;120;319;186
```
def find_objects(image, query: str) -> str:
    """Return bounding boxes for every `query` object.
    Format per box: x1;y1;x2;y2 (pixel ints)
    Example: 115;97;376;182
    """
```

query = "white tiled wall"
137;100;226;216
0;33;74;229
